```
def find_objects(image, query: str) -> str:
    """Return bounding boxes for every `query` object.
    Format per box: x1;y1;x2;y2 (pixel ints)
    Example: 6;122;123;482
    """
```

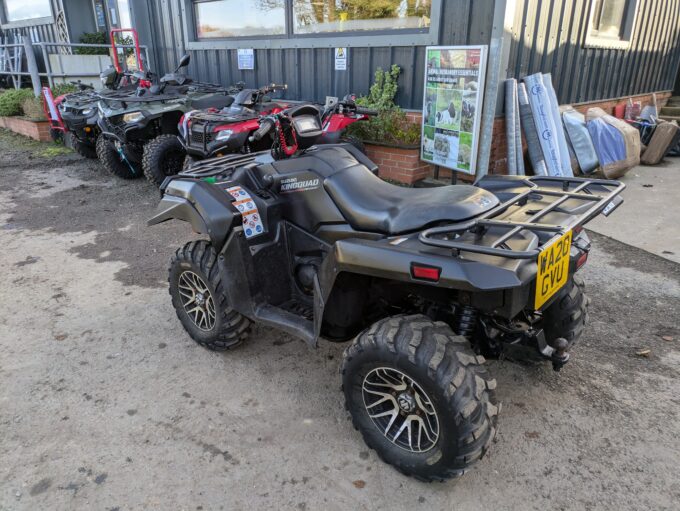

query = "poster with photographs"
421;46;488;174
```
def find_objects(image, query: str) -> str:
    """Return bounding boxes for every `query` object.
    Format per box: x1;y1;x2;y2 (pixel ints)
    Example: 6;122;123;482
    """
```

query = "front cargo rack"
419;176;625;259
177;152;265;179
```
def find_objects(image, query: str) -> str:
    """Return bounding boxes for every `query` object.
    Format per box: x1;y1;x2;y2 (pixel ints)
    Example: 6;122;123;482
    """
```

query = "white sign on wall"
420;45;488;174
334;47;347;71
237;49;255;70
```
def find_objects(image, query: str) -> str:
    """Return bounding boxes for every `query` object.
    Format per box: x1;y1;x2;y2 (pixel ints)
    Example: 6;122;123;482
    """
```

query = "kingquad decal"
279;176;321;194
225;186;264;238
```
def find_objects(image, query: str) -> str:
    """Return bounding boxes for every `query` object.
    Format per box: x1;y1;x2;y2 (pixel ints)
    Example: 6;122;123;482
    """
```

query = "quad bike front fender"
147;179;238;250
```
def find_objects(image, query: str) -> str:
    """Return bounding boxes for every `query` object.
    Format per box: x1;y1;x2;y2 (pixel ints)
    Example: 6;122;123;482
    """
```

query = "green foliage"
348;109;421;146
51;83;79;97
349;64;421;146
0;89;34;117
75;32;109;55
356;64;401;111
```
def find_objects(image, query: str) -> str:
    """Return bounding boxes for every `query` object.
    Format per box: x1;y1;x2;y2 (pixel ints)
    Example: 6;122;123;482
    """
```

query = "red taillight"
411;263;441;282
576;251;588;270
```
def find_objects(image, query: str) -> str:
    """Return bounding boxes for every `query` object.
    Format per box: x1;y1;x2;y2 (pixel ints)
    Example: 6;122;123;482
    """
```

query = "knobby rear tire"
341;314;499;482
542;274;589;347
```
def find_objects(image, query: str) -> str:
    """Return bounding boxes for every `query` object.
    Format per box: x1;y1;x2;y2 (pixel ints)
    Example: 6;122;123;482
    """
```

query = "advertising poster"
421;46;488;174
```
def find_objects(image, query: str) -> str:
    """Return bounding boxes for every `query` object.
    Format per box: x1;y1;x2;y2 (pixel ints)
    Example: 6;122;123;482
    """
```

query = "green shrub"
21;96;46;120
356;64;401;111
0;89;34;116
75;32;109;55
347;109;421;146
348;64;422;146
51;83;79;97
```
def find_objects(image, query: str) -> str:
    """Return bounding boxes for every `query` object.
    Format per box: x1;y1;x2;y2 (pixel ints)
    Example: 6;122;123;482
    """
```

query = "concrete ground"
1;129;679;511
588;159;680;264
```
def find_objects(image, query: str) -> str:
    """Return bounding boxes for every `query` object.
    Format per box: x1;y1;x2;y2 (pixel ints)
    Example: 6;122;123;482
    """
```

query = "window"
185;0;440;47
3;0;52;23
117;0;132;29
293;0;431;35
585;0;638;49
194;0;286;39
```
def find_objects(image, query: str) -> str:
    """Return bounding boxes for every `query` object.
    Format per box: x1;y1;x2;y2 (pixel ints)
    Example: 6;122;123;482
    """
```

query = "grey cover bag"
561;106;600;174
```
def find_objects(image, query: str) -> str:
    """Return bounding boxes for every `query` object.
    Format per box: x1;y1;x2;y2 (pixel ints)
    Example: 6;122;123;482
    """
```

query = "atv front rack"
177;152;264;179
419;176;625;259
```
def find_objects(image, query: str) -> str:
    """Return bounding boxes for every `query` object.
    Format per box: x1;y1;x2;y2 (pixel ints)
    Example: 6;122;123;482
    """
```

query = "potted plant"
346;65;431;185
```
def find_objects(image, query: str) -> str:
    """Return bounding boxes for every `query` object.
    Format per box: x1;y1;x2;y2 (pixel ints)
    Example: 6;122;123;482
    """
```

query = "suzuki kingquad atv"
96;54;236;180
148;106;625;481
57;66;143;158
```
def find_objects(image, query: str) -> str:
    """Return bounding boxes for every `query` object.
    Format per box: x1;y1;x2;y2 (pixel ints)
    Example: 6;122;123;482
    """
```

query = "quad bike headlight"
122;111;144;123
81;108;93;116
215;129;233;141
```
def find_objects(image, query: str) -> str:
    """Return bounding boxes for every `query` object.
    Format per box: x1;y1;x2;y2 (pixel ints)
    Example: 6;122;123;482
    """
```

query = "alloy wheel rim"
362;367;440;453
178;271;216;331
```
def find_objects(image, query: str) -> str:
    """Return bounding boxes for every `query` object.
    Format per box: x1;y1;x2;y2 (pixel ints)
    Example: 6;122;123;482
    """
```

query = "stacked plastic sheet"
504;73;647;179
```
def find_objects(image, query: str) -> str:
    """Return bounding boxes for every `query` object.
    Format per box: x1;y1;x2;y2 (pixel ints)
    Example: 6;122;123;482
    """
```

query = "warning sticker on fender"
226;186;264;238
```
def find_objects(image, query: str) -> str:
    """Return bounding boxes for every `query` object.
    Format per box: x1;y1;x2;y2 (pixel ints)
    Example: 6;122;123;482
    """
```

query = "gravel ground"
1;130;679;511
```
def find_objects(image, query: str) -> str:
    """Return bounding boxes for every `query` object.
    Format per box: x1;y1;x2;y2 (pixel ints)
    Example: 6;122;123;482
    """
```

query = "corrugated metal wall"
138;0;495;109
508;0;680;104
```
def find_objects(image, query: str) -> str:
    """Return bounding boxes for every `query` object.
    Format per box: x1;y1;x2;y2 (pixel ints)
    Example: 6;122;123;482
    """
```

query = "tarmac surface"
1;130;679;510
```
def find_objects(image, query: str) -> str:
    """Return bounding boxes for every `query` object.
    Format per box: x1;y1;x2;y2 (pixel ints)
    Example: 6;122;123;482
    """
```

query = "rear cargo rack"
419;176;625;259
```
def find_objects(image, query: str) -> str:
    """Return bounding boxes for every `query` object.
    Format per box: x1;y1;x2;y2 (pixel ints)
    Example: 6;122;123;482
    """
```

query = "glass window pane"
194;0;286;39
4;0;51;22
293;0;431;35
595;0;626;38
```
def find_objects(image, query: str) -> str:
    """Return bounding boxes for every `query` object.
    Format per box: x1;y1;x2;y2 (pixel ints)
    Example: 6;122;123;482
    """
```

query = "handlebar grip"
355;107;379;116
249;119;273;142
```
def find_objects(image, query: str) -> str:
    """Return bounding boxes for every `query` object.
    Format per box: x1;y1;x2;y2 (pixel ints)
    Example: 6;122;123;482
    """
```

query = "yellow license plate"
535;229;573;310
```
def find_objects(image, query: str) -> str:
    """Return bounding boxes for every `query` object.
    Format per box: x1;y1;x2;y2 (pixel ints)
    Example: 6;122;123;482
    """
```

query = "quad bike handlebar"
249;117;276;142
355;106;378;116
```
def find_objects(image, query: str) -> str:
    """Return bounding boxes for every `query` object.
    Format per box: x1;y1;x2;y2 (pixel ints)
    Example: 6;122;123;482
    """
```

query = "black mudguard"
147;179;238;250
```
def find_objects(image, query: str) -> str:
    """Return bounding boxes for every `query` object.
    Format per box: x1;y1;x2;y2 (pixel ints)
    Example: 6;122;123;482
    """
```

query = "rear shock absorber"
454;305;478;338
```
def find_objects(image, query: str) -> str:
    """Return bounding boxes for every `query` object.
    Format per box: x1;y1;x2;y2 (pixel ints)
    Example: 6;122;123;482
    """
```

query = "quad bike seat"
191;95;235;110
324;165;500;235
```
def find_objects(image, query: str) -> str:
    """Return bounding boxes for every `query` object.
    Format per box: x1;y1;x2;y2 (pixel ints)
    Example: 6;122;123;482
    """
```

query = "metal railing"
0;39;150;89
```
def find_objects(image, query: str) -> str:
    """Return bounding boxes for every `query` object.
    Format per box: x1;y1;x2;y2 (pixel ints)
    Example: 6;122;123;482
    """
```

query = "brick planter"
0;116;52;142
364;142;434;185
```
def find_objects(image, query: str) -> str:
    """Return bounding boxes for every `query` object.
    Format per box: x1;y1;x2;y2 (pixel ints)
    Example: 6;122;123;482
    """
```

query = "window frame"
0;0;54;29
181;0;442;50
584;0;639;50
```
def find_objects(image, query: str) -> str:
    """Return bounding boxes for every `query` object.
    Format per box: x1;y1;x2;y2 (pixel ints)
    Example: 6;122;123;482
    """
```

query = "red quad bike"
151;92;375;185
149;105;625;481
179;83;292;168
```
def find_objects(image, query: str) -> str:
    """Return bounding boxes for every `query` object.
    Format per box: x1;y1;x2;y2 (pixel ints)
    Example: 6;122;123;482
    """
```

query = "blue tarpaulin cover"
586;107;640;179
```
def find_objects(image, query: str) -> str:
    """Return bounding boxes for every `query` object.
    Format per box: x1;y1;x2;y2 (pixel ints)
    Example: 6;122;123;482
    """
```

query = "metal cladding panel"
135;0;494;109
508;0;680;104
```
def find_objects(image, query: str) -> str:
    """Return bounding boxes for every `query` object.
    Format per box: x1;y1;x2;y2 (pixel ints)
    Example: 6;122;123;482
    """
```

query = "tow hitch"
537;330;570;371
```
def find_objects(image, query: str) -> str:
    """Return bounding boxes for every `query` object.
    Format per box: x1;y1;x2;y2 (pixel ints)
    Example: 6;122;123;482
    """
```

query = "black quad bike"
96;54;236;180
148;106;625;481
57;66;142;158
